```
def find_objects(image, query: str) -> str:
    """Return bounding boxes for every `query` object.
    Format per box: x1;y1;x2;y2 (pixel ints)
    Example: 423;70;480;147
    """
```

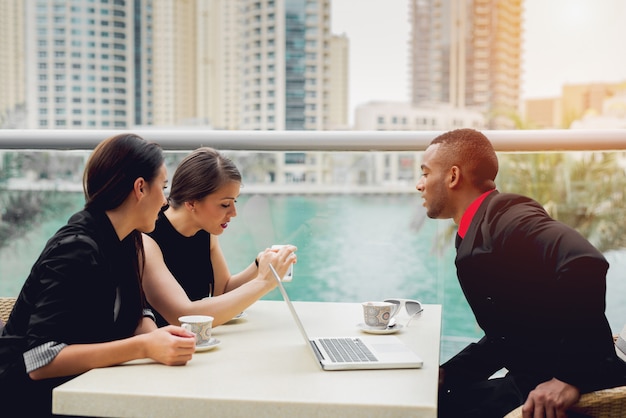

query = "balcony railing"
2;128;626;362
1;128;626;151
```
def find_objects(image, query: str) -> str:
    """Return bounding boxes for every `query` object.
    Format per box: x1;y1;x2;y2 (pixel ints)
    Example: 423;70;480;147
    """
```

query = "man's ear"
448;166;460;188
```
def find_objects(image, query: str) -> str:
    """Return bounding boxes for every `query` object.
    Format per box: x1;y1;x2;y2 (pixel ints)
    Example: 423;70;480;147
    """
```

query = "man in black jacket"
416;128;626;418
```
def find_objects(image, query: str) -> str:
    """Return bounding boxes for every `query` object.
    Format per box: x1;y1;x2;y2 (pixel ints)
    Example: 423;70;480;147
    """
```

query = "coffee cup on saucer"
179;315;214;346
361;301;400;329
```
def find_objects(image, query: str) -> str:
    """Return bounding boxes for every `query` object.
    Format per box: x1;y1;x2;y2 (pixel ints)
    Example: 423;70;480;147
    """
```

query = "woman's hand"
143;325;196;366
29;325;197;380
257;244;297;285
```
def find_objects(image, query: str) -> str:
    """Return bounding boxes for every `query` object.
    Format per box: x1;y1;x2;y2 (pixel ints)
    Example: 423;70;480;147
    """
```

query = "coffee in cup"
179;315;214;346
362;301;400;329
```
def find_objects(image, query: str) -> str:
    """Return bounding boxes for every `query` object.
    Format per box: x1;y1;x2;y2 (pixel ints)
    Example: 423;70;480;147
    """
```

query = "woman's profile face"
139;163;168;233
191;180;241;235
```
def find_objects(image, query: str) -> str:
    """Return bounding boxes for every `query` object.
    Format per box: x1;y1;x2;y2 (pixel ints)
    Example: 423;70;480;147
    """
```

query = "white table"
53;300;442;417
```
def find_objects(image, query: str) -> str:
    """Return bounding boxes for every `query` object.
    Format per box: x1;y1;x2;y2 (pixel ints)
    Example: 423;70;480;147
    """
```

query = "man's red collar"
458;189;496;238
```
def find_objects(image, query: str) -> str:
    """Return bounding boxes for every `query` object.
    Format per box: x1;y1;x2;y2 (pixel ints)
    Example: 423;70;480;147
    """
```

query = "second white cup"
271;244;294;281
362;301;399;329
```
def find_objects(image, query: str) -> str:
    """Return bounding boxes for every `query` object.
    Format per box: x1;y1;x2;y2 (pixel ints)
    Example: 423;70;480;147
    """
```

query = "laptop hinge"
310;340;326;362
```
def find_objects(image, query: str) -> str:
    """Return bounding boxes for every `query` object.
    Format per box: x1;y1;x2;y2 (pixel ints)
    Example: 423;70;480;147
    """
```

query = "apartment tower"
151;0;198;126
23;0;142;129
410;0;523;129
328;33;349;130
237;0;335;130
0;0;25;128
197;0;243;129
18;0;346;131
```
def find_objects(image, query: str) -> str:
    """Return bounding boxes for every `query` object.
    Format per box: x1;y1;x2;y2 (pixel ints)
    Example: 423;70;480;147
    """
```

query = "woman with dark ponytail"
142;147;297;327
0;133;195;417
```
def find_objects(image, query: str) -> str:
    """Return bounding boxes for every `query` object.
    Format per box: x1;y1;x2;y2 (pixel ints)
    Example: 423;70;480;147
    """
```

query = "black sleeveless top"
148;210;214;327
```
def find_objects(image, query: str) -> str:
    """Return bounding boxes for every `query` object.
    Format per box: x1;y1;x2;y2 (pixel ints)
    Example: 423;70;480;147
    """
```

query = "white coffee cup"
179;315;214;346
271;244;294;281
362;301;400;329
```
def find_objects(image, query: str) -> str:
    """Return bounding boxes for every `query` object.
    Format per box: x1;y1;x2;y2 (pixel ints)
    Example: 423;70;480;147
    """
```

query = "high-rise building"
328;33;349;130
23;0;138;129
410;0;523;129
237;0;341;130
152;0;198;126
0;0;25;128
15;0;347;131
197;0;243;130
134;0;155;127
198;0;346;131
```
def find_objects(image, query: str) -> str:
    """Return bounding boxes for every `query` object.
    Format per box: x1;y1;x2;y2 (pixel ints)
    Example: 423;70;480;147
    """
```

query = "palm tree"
498;151;626;252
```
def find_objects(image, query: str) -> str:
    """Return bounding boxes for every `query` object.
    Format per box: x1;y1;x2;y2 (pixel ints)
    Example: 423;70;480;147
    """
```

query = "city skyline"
3;0;624;129
7;0;348;130
332;0;626;117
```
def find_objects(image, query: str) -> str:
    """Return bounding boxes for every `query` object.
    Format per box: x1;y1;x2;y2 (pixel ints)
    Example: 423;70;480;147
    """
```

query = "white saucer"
357;323;404;335
195;337;221;352
226;311;248;324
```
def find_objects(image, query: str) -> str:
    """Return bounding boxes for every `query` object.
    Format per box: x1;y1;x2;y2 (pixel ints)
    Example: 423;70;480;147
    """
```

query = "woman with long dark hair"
0;133;195;417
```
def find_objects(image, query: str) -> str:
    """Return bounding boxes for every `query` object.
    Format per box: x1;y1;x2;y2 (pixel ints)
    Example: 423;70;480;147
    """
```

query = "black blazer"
443;191;626;393
0;209;144;417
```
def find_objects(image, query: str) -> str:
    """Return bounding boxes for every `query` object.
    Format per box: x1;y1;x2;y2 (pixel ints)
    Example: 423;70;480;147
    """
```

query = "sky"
331;0;626;116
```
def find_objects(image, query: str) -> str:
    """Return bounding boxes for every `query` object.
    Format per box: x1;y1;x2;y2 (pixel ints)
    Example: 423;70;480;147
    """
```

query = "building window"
285;153;306;164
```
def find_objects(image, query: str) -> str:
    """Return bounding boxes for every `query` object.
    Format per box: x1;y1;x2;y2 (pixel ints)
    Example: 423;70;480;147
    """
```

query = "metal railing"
2;128;626;362
1;128;626;151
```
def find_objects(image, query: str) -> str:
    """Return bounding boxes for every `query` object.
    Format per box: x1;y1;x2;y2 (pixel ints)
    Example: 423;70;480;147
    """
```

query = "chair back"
0;297;17;324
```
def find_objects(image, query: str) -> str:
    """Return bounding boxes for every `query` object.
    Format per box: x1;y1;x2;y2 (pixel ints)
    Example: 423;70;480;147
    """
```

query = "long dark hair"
167;147;241;208
84;133;164;211
83;133;164;307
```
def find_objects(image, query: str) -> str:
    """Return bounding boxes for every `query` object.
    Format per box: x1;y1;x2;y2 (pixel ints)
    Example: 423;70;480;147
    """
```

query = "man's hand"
522;378;580;418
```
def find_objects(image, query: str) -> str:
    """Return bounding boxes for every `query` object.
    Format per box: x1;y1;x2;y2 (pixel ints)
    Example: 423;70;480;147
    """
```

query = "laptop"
269;264;424;371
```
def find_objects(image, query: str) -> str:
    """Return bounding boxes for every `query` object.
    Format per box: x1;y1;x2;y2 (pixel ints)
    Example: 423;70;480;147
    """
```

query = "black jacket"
0;209;143;417
443;192;626;394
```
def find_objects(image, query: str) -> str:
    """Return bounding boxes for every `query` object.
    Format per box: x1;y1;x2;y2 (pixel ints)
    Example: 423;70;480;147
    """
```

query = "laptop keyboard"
318;338;378;363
